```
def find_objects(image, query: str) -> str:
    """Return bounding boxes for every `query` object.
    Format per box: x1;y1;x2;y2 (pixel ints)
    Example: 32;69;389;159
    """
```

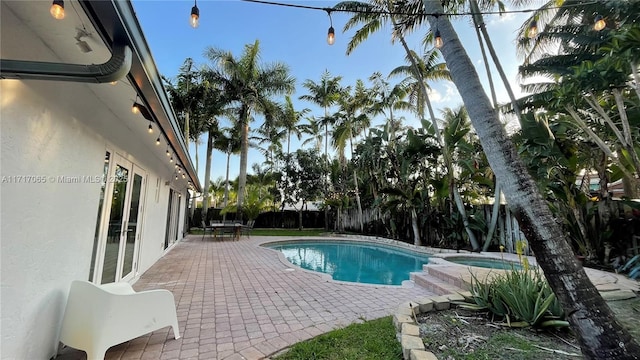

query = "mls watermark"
1;175;126;184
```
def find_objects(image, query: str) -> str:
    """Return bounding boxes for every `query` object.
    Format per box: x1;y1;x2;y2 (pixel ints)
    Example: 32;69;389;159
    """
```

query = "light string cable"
240;0;599;18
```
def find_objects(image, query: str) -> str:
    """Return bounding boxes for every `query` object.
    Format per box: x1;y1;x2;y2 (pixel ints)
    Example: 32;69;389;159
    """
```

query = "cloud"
427;88;443;103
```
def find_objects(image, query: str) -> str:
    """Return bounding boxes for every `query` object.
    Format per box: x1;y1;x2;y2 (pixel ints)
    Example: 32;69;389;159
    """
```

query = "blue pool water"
445;257;523;270
264;240;431;285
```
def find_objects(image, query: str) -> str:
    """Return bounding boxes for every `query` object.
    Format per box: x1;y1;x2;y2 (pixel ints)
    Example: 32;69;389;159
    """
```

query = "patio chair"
58;280;180;360
201;220;213;240
242;220;255;238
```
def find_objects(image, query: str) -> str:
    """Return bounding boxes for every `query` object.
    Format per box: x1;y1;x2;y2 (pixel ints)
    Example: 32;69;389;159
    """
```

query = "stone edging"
393;292;472;360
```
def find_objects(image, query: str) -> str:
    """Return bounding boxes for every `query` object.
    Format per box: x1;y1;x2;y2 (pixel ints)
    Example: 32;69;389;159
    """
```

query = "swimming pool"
443;256;523;270
264;240;431;285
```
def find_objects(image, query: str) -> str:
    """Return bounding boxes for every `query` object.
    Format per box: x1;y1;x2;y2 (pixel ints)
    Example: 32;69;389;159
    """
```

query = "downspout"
0;42;132;83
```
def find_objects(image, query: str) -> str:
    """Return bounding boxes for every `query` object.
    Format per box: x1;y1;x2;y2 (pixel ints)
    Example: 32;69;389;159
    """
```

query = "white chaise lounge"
58;280;180;360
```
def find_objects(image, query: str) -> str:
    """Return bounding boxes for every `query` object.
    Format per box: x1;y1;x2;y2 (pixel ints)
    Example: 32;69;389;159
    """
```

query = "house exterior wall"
1;6;189;360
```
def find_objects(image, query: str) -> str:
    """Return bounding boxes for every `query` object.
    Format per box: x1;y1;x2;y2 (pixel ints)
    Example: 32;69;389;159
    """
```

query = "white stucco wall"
1;5;190;359
1;80;107;359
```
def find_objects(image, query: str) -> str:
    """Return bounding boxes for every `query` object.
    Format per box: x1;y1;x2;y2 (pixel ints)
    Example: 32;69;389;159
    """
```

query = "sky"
131;0;533;187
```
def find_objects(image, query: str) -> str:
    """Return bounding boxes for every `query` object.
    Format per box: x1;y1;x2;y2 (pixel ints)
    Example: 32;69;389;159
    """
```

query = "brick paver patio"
60;235;435;360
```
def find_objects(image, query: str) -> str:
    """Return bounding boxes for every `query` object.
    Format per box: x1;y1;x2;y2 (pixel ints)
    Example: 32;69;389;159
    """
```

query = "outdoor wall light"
434;30;443;48
527;19;538;38
75;29;92;53
50;0;64;20
326;9;335;45
190;0;200;28
594;15;606;31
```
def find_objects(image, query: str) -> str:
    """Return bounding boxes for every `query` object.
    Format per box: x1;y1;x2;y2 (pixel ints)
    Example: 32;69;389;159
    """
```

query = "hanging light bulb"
190;0;200;28
50;0;65;20
594;15;606;31
166;149;171;157
327;27;335;45
434;30;443;49
527;19;538;38
182;173;186;179
170;157;174;163
175;174;179;180
132;95;142;114
326;9;335;45
156;137;161;146
148;124;153;134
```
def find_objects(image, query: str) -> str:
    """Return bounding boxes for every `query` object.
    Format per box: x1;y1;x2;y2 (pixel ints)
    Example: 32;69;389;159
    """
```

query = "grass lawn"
273;316;402;360
190;228;327;237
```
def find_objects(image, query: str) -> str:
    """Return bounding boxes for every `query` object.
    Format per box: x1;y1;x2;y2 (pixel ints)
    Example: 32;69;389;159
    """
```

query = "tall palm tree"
422;1;640;357
204;40;295;219
332;79;373;232
300;70;345;229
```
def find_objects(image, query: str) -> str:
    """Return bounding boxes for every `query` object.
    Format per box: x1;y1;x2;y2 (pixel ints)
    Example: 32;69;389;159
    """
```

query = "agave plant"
458;267;568;329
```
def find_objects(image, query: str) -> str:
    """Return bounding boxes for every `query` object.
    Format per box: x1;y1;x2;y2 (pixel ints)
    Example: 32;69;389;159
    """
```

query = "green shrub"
458;268;568;329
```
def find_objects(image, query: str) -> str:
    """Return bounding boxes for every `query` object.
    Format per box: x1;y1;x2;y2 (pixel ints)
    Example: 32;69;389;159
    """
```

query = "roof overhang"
1;0;201;192
81;0;201;192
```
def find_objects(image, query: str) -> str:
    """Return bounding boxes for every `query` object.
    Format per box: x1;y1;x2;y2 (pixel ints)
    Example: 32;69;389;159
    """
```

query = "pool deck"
57;235;639;360
58;235;436;360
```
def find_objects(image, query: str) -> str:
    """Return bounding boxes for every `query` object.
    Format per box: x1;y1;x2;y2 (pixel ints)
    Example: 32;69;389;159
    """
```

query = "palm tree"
280;95;310;155
338;0;481;249
300;70;345;229
299;116;324;151
422;1;640;357
332;79;374;232
204;40;295;220
163;58;206;149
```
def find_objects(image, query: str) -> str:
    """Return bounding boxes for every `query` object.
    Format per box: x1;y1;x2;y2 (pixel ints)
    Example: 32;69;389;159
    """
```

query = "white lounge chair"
58;280;180;360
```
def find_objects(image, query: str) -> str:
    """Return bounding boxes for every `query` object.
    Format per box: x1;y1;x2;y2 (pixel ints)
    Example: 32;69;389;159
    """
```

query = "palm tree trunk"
470;0;522;116
422;1;640;357
237;106;249;221
203;129;214;220
184;111;190;149
349;132;364;232
410;208;420;246
482;181;501;251
223;150;231;222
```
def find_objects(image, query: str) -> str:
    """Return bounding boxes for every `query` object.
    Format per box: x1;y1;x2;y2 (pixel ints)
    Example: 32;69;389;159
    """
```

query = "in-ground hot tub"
439;256;523;270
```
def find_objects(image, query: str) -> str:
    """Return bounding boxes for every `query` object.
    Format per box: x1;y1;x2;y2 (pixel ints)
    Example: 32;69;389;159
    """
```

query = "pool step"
423;265;471;290
411;270;463;295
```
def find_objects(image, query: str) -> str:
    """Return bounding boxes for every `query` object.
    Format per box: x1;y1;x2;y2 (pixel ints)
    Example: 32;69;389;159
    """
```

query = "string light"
434;14;442;48
190;0;200;28
326;10;335;45
132;95;141;114
166;149;171;157
434;30;443;48
156;137;161;145
241;0;598;18
527;19;537;38
148;124;153;134
50;0;64;20
594;14;606;31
